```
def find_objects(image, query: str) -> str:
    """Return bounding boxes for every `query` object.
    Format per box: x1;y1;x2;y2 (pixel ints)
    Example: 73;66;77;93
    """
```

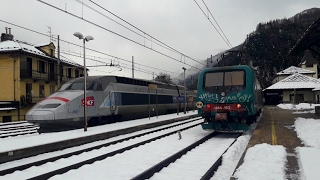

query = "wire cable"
88;0;205;65
193;0;232;48
37;0;203;70
0;19;181;76
201;0;232;47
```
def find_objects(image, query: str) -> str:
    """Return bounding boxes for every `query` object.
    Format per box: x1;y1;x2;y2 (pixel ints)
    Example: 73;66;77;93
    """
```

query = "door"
110;91;116;112
26;83;32;103
3;116;11;123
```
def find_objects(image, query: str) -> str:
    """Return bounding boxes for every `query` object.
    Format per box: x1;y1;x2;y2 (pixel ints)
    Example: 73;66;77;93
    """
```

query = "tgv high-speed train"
26;75;195;132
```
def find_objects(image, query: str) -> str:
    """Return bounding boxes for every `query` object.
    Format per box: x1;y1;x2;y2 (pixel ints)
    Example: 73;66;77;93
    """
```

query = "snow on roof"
35;43;51;47
276;66;315;75
266;73;320;90
0;40;46;56
0;40;82;67
60;55;83;67
0;107;16;111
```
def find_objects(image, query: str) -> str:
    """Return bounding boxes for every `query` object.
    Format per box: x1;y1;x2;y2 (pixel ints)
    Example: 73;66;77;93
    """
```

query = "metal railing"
20;69;78;83
20;69;58;82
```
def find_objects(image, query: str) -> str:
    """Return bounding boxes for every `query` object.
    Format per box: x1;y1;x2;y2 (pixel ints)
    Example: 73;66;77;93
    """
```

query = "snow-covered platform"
231;105;320;179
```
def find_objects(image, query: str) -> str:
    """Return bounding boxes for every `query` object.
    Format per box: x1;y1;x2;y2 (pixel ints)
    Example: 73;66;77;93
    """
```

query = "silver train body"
26;76;195;132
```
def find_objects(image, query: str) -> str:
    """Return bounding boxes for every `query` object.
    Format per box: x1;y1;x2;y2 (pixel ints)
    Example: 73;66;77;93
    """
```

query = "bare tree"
154;73;172;84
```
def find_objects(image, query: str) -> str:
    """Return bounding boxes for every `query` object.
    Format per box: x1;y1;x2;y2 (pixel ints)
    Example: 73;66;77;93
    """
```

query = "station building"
0;27;85;123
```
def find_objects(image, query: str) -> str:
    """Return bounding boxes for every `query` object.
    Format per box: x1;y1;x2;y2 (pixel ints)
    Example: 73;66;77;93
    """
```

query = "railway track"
0;121;39;138
134;132;242;180
1;117;203;179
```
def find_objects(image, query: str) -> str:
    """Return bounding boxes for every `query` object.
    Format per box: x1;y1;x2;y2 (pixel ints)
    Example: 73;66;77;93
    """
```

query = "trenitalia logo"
81;96;94;106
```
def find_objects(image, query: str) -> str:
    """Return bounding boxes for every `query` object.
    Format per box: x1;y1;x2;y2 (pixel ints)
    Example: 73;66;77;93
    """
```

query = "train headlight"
196;101;203;108
221;92;225;96
237;104;241;108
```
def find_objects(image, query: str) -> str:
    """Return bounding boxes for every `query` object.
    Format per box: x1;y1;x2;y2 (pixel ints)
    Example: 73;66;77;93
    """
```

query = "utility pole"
132;56;134;78
57;35;60;89
182;67;186;114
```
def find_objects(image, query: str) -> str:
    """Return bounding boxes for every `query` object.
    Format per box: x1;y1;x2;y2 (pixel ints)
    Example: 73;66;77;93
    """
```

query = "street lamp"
182;67;186;114
74;32;94;132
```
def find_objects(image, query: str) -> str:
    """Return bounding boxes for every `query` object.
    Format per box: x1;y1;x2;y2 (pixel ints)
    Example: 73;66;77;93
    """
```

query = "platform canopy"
289;18;320;56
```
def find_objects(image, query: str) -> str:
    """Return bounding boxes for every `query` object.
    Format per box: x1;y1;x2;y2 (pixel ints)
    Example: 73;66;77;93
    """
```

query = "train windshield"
204;70;245;88
58;82;103;91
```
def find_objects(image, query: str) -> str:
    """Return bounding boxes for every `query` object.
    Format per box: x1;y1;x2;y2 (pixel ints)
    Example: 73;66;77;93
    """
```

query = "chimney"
1;27;14;42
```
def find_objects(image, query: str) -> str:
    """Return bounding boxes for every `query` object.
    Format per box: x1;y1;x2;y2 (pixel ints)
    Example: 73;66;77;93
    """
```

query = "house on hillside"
265;49;319;105
299;50;319;78
0;27;85;123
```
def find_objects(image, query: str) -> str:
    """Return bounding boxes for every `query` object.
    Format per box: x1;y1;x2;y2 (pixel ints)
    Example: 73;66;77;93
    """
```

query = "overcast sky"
1;0;319;80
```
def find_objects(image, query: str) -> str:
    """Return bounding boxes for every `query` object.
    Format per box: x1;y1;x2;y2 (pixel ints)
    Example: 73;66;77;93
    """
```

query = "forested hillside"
180;8;320;90
219;8;320;89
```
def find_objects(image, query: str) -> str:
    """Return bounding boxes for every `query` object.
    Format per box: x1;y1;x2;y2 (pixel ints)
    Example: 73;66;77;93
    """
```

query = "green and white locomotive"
196;65;263;131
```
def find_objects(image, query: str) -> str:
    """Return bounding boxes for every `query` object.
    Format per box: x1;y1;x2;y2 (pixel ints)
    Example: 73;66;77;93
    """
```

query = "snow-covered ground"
0;104;319;179
233;103;320;180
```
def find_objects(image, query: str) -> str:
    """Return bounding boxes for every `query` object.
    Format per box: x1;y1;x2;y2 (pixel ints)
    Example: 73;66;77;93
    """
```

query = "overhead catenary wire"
193;0;232;48
59;50;176;77
59;48;180;75
201;0;232;47
0;19;180;77
87;0;205;66
74;0;180;55
36;0;203;70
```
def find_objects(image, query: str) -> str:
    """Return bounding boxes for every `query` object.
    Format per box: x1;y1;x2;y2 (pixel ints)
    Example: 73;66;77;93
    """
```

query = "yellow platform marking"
268;107;277;145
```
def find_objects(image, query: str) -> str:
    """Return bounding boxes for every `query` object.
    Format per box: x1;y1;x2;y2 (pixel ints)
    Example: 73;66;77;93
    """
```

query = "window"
306;64;313;68
59;82;71;91
50;85;55;94
39;61;46;73
39;84;45;98
67;68;72;78
205;72;223;87
26;83;32;102
50;49;54;56
204;70;245;88
68;82;84;90
75;70;79;77
42;103;61;108
224;71;244;86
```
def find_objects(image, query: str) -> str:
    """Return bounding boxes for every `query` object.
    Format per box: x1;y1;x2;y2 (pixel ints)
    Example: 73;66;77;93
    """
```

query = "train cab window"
42;103;61;108
87;82;103;91
59;83;72;91
96;83;103;91
224;71;244;86
68;82;84;90
205;72;223;87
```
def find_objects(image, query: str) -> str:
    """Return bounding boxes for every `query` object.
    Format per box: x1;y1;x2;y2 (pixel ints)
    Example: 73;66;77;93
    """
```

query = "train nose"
26;110;55;121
